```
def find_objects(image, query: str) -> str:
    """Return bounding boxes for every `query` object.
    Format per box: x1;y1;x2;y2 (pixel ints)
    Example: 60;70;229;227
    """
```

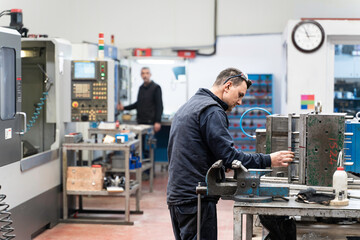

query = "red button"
72;101;79;108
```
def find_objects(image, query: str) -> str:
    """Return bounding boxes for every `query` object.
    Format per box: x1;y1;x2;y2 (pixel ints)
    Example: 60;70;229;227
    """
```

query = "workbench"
62;140;141;225
88;124;155;192
233;190;360;239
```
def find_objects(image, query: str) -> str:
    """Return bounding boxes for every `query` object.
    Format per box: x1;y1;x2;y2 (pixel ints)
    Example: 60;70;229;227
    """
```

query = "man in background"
117;67;163;132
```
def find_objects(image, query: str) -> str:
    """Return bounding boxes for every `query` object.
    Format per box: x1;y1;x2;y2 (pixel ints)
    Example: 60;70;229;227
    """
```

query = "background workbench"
62;140;141;225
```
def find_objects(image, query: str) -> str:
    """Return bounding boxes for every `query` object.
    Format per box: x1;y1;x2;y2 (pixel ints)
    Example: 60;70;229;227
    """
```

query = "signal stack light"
98;32;104;60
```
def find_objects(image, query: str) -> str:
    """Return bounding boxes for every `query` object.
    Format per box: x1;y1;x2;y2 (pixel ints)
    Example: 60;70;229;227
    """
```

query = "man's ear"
224;81;232;92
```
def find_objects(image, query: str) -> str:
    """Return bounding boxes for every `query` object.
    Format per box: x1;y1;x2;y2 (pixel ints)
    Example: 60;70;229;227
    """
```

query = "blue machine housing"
345;119;360;173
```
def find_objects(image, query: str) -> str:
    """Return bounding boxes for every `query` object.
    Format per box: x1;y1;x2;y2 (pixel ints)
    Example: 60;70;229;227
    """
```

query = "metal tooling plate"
255;129;267;154
267;116;289;177
306;114;345;186
265;115;288;154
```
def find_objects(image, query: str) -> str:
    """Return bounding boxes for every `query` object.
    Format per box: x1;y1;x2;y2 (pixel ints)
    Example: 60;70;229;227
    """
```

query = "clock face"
292;20;325;53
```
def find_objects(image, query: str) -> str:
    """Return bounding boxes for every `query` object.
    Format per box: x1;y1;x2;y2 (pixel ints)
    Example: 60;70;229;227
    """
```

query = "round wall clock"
292;20;325;53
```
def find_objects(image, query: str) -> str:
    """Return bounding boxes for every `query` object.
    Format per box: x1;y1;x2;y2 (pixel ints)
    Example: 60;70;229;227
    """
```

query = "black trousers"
168;201;217;240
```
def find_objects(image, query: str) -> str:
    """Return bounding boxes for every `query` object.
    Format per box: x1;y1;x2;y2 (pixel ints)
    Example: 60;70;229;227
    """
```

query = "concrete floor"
33;168;235;240
33;168;360;240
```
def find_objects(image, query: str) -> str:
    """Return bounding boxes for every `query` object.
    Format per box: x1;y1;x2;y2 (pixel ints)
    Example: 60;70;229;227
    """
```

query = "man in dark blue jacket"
167;68;294;240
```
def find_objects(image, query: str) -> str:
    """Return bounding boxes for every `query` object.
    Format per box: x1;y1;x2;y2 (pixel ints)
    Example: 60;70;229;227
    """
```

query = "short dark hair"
141;67;150;72
214;68;252;89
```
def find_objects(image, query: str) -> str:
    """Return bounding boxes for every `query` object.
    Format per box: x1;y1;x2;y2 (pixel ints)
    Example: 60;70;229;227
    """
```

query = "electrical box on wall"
133;48;152;57
177;50;196;59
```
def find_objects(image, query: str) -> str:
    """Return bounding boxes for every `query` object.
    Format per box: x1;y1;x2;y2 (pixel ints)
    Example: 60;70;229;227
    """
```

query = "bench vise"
196;160;289;203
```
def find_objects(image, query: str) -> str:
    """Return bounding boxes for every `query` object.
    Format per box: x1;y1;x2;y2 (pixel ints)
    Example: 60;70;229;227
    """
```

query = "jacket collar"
197;88;228;111
141;81;154;89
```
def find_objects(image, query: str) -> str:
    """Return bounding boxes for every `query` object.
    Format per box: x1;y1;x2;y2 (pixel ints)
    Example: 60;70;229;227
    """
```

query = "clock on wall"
291;20;325;53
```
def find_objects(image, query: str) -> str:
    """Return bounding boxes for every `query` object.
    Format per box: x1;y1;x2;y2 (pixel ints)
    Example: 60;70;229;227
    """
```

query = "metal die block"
306;114;346;186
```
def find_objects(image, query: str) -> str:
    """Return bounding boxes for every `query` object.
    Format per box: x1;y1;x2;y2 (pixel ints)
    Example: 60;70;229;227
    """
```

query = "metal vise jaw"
203;160;289;203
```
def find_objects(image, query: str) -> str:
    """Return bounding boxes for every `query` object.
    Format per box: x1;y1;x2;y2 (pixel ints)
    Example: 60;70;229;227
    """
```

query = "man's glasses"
223;73;252;88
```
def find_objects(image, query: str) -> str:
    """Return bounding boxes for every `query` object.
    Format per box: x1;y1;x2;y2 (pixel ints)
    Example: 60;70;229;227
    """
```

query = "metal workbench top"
234;194;360;218
62;140;139;151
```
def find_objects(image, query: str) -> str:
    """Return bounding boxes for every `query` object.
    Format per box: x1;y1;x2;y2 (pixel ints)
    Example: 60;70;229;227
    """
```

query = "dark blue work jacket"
167;88;271;205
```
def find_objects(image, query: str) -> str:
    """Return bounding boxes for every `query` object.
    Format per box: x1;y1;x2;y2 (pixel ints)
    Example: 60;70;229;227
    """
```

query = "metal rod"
197;183;201;240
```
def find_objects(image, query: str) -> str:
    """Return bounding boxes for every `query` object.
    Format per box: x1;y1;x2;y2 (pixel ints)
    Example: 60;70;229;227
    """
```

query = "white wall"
129;61;187;115
284;20;360;113
188;34;284;114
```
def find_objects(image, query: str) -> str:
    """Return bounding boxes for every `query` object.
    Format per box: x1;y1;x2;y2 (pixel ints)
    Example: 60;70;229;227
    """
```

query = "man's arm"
153;86;163;132
154;86;163;123
123;102;137;111
200;108;275;169
200;108;293;169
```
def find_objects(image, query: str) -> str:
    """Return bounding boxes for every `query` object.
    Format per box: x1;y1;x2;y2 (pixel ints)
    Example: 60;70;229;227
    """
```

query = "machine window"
0;47;16;120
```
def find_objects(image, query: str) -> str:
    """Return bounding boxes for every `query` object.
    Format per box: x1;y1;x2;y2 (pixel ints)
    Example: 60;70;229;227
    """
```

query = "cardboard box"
66;167;104;191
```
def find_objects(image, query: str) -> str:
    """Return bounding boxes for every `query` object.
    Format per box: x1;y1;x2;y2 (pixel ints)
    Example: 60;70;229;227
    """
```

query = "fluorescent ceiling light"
136;59;177;65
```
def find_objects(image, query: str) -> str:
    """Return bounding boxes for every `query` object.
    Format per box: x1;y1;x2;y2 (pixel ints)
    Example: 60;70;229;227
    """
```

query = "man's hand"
270;150;294;167
154;122;161;133
117;102;124;111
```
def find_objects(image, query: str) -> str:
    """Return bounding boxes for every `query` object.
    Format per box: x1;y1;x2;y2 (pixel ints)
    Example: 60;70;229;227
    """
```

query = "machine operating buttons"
72;101;79;108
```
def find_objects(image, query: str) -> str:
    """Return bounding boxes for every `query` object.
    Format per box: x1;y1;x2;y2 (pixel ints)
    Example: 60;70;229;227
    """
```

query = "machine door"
0;46;22;167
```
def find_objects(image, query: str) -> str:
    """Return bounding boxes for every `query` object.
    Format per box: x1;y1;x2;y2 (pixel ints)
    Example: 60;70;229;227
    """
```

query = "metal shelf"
335;97;360;100
62;140;141;225
88;125;155;193
67;183;140;196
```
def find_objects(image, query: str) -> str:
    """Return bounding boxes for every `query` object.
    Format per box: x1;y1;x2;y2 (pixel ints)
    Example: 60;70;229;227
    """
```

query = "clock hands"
303;26;310;39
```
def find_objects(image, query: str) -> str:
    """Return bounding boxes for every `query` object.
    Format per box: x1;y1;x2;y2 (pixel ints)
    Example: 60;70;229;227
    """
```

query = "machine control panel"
71;60;112;122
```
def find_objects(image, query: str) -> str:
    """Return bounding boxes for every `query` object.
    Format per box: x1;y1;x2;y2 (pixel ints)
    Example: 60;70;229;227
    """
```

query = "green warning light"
101;65;105;68
101;73;105;77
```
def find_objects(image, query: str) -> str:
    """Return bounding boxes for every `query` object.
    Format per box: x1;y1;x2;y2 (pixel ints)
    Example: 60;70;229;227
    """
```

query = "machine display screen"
74;62;95;79
72;83;91;99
